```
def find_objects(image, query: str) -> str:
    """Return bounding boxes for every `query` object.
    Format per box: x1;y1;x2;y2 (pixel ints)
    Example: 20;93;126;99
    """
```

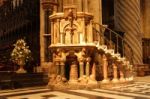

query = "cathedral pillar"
40;2;45;65
142;0;150;38
88;0;102;24
114;0;142;64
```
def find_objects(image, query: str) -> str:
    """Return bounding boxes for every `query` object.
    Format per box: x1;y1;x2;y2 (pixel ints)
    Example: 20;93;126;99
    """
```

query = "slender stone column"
79;59;84;78
81;18;86;43
88;63;97;84
60;32;63;44
55;61;60;75
112;63;119;83
51;21;54;44
57;19;60;43
60;61;65;77
114;0;142;64
40;2;46;65
86;57;91;77
119;70;125;82
102;54;109;83
91;63;96;80
118;62;126;82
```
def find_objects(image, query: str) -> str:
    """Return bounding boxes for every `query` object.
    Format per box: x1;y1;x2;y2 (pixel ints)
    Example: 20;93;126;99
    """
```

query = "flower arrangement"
11;39;32;65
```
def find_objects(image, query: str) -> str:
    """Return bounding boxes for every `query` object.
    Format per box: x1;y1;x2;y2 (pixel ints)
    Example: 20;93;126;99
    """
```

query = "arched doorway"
65;51;78;80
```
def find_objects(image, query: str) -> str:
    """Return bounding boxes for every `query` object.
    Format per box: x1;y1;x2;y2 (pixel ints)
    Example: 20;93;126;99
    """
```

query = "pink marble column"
88;63;97;84
119;70;125;82
112;63;119;83
102;54;110;83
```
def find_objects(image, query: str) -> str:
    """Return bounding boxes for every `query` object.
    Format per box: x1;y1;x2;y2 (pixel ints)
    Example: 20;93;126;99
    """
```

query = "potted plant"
11;39;32;73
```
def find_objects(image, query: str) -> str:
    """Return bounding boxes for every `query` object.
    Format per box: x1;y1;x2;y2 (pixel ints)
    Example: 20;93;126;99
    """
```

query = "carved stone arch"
73;21;81;32
60;21;70;33
63;23;79;44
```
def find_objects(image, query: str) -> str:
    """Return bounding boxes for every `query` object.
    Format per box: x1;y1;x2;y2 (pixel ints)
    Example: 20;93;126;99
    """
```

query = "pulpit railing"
93;22;134;64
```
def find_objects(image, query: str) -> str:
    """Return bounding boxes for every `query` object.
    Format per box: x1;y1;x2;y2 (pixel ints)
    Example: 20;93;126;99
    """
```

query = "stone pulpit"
49;5;97;85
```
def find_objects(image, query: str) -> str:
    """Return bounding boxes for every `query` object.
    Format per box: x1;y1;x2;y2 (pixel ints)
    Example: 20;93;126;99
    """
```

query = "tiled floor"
0;82;150;99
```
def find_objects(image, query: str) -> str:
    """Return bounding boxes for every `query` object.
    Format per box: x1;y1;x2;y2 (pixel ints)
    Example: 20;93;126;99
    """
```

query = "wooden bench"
0;71;48;89
0;71;14;89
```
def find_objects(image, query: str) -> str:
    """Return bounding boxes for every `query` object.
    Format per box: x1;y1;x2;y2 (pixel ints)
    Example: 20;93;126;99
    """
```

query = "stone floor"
0;76;150;99
134;76;150;83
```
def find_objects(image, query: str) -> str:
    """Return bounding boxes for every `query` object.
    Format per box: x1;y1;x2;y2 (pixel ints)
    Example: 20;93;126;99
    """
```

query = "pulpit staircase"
93;22;134;82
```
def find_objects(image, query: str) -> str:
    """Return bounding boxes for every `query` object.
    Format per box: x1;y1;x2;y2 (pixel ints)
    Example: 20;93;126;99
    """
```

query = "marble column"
57;19;60;43
69;62;78;83
40;2;45;65
118;62;126;82
60;61;65;77
51;21;54;44
79;59;84;78
119;70;125;82
102;54;109;83
88;63;97;84
91;63;96;80
112;63;119;83
55;61;60;75
114;0;142;64
86;57;91;77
